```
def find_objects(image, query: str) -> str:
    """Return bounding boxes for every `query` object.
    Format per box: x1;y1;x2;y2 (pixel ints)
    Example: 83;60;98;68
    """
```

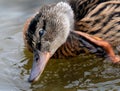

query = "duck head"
23;2;74;82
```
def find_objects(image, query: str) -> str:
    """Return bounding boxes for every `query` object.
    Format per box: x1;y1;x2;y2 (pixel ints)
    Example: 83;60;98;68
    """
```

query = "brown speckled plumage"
53;31;105;58
23;0;120;82
75;1;120;48
52;0;120;58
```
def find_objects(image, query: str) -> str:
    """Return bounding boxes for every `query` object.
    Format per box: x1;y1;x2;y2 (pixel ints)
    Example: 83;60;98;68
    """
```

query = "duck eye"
39;29;44;37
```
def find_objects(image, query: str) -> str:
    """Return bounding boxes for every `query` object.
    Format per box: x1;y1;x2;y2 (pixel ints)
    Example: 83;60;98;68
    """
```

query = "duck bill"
28;50;51;82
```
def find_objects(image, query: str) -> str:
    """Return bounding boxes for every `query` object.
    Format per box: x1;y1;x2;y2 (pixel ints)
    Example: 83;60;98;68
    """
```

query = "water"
0;0;120;91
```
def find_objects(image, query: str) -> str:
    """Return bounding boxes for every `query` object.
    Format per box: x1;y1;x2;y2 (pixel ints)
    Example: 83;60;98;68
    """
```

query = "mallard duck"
23;0;120;82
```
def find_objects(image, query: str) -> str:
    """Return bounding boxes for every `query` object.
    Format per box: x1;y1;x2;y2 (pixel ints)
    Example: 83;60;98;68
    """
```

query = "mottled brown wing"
75;1;120;48
68;0;110;21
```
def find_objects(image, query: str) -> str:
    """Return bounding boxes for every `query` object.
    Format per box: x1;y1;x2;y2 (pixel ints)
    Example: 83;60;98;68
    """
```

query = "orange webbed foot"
73;31;120;64
111;55;120;63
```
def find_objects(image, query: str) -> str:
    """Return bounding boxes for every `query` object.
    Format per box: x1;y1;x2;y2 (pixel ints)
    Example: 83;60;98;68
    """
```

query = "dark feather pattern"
53;0;120;58
26;13;42;49
53;31;105;58
68;0;110;21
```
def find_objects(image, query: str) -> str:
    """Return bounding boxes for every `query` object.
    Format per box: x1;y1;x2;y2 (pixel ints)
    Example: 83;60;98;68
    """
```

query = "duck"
23;0;120;82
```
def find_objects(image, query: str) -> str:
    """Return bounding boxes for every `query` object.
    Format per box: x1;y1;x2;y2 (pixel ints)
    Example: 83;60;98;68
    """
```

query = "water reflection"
0;0;120;91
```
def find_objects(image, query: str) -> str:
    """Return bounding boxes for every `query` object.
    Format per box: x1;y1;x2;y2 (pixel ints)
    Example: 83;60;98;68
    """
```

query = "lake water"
0;0;120;91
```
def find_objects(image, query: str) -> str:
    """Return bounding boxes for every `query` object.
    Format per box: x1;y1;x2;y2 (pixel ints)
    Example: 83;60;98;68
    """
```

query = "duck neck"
52;31;106;58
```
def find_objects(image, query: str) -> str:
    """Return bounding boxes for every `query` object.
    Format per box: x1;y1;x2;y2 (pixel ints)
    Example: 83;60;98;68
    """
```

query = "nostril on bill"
36;56;39;61
36;55;39;62
34;53;39;62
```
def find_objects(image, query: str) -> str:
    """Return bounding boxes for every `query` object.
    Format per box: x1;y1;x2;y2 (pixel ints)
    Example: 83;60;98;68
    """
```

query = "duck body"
53;0;120;59
75;0;120;48
23;0;120;82
52;31;105;59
